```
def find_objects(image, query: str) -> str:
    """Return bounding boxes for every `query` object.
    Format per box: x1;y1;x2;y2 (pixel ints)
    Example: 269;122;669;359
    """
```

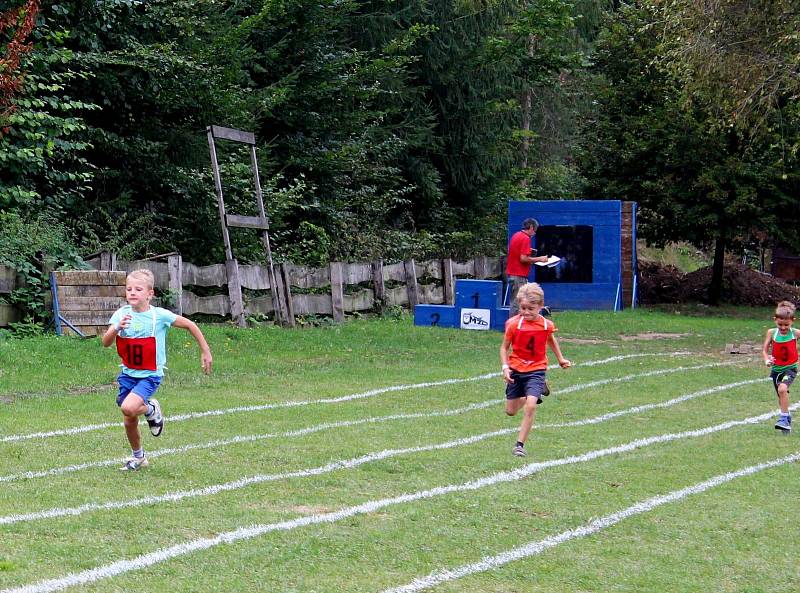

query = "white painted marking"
0;360;747;483
3;417;792;593
381;449;800;592
1;400;787;529
0;353;714;444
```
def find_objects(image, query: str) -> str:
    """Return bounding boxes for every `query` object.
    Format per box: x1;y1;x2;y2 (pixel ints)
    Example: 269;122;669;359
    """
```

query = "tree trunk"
708;230;727;306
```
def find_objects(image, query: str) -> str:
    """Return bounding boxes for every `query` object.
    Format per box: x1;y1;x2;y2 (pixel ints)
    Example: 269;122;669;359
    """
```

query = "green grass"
1;308;798;593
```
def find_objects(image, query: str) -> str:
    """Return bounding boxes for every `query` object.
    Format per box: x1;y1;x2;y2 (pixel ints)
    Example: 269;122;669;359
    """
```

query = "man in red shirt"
506;218;550;315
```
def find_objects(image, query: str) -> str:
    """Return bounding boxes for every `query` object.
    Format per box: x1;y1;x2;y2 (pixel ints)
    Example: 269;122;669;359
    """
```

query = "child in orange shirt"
762;300;799;432
500;283;570;457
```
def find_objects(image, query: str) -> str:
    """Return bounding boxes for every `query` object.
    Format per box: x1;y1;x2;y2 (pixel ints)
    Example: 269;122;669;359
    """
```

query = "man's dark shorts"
771;368;797;393
505;370;546;404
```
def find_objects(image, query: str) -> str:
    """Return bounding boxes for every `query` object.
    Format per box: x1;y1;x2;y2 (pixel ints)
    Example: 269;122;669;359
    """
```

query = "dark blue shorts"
117;373;162;406
505;370;546;404
771;368;797;393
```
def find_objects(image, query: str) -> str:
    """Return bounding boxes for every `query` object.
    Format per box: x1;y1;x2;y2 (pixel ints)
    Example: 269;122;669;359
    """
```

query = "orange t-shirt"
504;314;556;372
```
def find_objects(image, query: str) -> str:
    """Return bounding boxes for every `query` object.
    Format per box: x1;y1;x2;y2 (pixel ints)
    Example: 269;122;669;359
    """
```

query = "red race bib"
116;336;157;371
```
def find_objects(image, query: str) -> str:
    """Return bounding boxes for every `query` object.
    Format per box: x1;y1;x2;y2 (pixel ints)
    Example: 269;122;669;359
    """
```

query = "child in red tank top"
500;283;570;457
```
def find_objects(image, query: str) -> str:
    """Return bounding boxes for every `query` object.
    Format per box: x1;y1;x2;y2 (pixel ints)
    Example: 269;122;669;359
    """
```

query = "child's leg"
777;384;790;414
120;393;148;451
505;397;526;416
516;397;538;445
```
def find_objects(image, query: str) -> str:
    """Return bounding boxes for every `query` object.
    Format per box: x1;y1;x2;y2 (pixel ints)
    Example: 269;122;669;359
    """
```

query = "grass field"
1;307;799;593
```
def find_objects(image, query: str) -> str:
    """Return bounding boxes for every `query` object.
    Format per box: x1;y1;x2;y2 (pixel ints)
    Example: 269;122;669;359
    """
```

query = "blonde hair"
775;300;797;320
516;282;544;305
127;269;155;290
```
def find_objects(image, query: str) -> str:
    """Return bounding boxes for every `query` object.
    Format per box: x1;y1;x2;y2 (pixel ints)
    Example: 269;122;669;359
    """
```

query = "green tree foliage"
579;2;800;304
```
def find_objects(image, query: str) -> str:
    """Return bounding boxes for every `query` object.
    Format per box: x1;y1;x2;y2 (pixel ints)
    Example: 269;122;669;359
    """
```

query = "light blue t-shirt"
108;305;178;377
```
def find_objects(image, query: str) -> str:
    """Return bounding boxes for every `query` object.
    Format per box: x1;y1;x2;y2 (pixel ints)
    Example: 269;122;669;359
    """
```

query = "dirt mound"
639;261;800;306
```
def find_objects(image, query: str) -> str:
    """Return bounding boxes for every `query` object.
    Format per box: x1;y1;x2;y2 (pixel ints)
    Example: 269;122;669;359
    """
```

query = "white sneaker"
119;457;149;471
146;398;164;437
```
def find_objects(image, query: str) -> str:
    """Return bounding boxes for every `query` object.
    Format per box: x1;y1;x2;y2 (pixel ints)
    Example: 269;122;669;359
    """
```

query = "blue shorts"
117;373;162;406
505;370;546;404
772;368;797;393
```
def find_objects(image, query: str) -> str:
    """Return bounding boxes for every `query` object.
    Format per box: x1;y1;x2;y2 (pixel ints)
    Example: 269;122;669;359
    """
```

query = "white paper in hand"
534;255;561;268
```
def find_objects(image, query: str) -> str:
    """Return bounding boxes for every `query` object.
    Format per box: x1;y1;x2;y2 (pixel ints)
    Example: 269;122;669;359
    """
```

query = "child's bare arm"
762;329;774;366
500;337;513;384
173;316;213;374
101;313;132;347
548;334;571;368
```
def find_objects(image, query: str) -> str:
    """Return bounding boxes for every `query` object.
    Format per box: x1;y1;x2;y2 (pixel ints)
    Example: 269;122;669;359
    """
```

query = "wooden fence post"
442;258;455;305
330;261;345;322
99;251;116;271
279;264;296;327
167;254;183;315
371;260;385;311
226;259;246;327
474;255;488;279
404;259;419;308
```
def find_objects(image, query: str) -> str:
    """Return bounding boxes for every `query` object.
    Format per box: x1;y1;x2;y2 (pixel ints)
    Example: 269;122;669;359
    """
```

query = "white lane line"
1;397;788;528
1;405;788;593
0;352;692;444
0;362;748;483
381;450;800;593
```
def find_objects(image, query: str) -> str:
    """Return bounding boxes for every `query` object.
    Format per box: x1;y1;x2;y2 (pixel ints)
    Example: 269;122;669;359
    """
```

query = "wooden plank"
404;259;419;308
181;292;230;317
168;254;183;315
290;293;332;315
58;285;126;298
53;271;126;286
225;214;269;230
238;264;272;290
330;262;345;322
419;284;444;304
244;294;275;316
342;262;373;285
442;259;455;305
343;289;375;312
451;260;474;276
383;261;405;282
56;311;118;325
57;297;126;311
0;265;17;294
384;285;408;307
416;259;442;280
209;125;255;145
283;263;330;289
371;260;385;309
226;259;246;327
182;262;227;287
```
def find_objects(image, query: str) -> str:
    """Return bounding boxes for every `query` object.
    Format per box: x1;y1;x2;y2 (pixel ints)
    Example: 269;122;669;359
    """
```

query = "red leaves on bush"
0;0;40;131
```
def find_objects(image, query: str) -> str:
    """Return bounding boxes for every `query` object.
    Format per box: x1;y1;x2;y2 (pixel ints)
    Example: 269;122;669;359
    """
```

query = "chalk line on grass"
2;404;792;593
380;449;800;593
1;396;787;528
0;352;695;445
0;361;751;483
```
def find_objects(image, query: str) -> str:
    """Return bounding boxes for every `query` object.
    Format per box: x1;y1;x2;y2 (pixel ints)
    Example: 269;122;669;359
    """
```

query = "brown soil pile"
639;261;800;306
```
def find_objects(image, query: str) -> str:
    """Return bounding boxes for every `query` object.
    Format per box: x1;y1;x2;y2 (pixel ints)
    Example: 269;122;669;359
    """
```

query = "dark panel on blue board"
534;225;593;284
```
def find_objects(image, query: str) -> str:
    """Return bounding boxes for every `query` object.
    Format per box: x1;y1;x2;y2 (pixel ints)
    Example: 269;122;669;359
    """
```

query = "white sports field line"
1;405;792;593
380;449;800;593
0;362;752;483
0;352;695;444
0;391;785;527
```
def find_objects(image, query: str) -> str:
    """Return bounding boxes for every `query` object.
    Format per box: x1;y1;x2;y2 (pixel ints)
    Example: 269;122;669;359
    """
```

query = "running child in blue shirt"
102;269;212;470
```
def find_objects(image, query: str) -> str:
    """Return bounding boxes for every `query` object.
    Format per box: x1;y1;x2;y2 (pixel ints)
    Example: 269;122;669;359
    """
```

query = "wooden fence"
83;252;506;328
0;266;21;326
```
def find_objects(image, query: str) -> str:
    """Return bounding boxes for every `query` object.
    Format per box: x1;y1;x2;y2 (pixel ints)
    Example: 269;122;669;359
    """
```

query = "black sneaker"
146;398;164;437
542;381;551;397
512;444;526;457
